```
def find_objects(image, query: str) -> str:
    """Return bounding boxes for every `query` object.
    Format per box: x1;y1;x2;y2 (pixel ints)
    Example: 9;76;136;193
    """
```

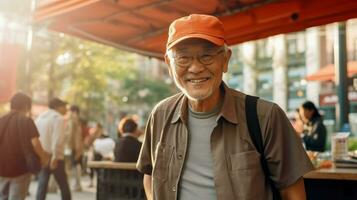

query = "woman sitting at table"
299;101;327;152
114;117;142;162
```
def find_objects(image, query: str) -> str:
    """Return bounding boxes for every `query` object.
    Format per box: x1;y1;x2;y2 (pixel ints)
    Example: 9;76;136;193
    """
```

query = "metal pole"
334;22;349;131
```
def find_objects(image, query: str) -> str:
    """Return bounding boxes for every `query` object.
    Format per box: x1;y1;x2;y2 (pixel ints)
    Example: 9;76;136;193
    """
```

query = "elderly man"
137;14;314;200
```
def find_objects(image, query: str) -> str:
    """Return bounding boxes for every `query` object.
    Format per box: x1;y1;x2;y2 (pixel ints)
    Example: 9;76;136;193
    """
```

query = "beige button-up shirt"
35;109;66;160
137;83;313;200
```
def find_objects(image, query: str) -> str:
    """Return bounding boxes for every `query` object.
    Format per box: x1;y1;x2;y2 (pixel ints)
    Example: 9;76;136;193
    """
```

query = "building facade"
226;19;357;123
223;18;357;138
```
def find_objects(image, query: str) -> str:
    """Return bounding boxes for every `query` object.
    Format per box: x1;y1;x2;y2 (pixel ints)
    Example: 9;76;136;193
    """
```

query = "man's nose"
187;57;205;73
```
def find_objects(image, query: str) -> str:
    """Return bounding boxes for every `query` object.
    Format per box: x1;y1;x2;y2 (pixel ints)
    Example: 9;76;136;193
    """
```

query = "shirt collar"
171;94;188;124
218;83;239;124
171;82;238;125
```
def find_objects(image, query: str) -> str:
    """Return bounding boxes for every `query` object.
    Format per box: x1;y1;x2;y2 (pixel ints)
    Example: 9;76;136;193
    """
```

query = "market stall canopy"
305;61;357;82
34;0;357;58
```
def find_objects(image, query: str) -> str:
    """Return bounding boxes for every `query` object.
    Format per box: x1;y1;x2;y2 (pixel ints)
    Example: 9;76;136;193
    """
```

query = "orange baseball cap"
166;14;226;50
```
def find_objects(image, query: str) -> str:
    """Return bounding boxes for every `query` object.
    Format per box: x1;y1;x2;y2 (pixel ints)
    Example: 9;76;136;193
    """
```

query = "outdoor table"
304;167;357;199
88;161;145;200
88;161;357;199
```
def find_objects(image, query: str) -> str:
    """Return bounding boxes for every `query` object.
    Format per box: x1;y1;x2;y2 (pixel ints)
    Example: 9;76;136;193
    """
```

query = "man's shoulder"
122;136;141;145
1;111;31;123
47;110;63;120
17;114;33;124
36;110;51;119
225;87;276;109
225;86;243;97
152;92;184;114
255;97;289;126
226;87;276;118
256;97;276;112
0;112;10;120
0;112;12;122
36;110;63;124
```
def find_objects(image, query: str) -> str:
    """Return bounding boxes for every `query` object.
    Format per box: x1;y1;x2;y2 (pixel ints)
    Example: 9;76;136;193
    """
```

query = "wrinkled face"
165;38;231;101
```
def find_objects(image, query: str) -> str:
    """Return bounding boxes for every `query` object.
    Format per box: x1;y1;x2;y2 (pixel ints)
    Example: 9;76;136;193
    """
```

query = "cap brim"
167;34;225;49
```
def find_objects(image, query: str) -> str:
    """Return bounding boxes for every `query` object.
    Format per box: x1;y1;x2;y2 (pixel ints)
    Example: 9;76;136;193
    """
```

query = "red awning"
34;0;357;58
305;61;357;82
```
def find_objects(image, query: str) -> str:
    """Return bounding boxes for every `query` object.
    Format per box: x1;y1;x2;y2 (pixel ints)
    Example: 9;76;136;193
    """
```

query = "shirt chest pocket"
152;143;174;180
229;151;266;200
230;150;261;171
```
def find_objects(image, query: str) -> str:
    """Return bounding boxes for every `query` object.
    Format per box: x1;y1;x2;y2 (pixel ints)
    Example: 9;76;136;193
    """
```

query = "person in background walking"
67;105;83;191
114;117;142;162
35;98;71;200
0;92;49;200
79;118;90;175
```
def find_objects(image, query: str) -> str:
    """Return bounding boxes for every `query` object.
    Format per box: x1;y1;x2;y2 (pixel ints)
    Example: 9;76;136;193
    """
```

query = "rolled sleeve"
25;117;40;139
263;104;314;189
137;113;153;175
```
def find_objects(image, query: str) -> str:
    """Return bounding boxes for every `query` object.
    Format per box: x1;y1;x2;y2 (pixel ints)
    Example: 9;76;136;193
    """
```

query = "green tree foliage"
56;35;136;120
22;32;173;121
121;71;174;106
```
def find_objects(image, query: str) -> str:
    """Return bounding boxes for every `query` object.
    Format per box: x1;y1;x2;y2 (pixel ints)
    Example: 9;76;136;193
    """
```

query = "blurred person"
292;108;304;136
80;118;90;140
137;14;313;200
92;132;115;161
0;92;49;200
79;118;90;175
89;131;115;187
66;105;83;191
114;117;142;162
84;123;106;187
84;123;104;150
299;101;327;152
35;98;71;200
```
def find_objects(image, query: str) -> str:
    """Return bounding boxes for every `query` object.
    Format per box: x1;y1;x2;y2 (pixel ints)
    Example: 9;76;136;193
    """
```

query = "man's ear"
165;54;174;78
223;48;232;73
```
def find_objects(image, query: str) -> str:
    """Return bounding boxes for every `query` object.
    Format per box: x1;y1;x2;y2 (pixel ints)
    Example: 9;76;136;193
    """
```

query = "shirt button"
177;154;183;160
172;186;176;192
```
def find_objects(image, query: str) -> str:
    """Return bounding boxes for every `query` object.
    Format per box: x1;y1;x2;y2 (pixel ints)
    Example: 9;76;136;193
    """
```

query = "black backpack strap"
245;95;264;153
245;95;281;200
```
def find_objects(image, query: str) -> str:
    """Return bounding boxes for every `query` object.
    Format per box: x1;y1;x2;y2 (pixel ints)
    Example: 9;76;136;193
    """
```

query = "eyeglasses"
171;48;225;68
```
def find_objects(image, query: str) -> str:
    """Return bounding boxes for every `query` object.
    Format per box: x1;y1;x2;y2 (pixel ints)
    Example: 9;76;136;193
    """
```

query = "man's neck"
52;108;63;116
11;109;27;116
188;90;223;113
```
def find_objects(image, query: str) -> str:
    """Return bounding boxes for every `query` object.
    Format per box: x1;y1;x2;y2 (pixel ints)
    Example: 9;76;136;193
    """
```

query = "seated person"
292;108;304;136
114;117;142;162
92;125;115;161
299;101;327;152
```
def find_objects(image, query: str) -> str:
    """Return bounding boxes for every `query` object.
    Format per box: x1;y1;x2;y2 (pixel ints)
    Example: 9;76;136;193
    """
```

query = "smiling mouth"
188;78;210;83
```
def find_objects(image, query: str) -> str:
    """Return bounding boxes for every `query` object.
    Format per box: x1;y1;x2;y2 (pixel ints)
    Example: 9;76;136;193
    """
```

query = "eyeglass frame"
167;47;226;68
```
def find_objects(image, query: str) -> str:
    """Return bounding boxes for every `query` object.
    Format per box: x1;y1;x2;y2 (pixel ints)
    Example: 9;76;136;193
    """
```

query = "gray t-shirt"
178;105;220;200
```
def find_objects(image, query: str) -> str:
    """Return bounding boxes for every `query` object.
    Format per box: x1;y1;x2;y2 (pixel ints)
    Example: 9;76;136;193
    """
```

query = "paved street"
26;175;96;200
